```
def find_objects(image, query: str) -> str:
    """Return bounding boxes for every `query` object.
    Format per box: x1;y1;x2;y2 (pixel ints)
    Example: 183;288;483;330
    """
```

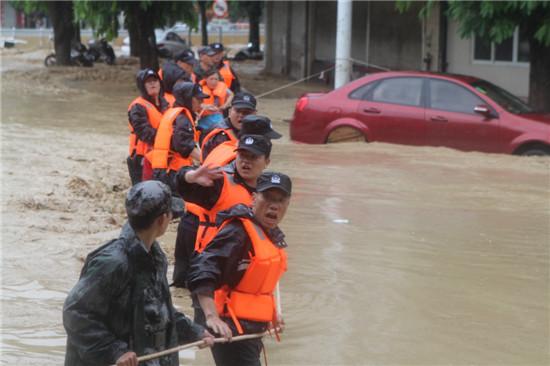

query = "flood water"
1;62;549;365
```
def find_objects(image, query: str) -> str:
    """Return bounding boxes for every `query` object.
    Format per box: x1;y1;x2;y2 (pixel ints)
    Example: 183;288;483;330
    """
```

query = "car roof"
362;70;481;84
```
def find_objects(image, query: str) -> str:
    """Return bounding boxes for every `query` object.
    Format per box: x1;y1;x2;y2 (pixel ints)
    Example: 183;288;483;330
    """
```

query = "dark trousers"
194;306;264;366
172;212;199;287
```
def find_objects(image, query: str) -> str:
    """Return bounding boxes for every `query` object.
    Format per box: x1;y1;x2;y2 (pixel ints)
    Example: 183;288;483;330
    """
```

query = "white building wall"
446;19;530;99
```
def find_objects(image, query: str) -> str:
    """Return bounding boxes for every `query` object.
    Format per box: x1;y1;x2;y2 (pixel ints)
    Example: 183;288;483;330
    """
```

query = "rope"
255;66;335;99
254;58;390;99
109;329;278;365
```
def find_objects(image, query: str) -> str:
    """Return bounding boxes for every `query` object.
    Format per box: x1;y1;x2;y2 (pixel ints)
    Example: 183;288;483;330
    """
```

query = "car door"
354;77;427;146
426;79;502;152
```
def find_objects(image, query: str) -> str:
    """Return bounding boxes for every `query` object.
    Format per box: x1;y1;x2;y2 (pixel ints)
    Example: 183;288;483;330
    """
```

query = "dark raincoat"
63;223;204;366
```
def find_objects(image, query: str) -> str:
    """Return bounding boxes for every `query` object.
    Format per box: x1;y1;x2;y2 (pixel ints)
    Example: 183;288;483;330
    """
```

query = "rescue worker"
172;135;272;288
159;49;197;84
194;46;216;82
149;82;208;191
63;180;214;366
210;42;241;93
202;113;282;169
160;61;189;106
200;92;258;162
127;69;169;185
174;49;198;83
198;69;234;134
188;171;292;366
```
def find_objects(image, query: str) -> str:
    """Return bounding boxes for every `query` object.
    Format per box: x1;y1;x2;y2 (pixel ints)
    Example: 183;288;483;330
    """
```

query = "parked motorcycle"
44;41;95;67
87;38;116;65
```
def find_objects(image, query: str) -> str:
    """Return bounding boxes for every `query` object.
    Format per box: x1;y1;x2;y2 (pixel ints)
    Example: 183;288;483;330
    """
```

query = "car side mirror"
474;104;495;118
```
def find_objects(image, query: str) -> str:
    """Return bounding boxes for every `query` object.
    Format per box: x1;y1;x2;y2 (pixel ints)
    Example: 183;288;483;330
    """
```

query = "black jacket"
63;223;204;366
161;61;190;94
175;164;255;210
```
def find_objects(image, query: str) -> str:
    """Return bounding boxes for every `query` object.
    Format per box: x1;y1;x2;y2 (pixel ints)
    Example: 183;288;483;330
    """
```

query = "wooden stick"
110;329;276;365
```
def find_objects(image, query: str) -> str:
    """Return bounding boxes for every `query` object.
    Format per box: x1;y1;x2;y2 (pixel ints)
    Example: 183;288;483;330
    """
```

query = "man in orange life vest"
187;171;292;366
200;92;256;162
210;42;241;93
202;112;282;168
150;82;208;190
171;135;272;288
127;69;169;185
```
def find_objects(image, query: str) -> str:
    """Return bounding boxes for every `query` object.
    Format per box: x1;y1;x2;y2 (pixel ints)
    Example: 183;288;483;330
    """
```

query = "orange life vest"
187;172;252;253
128;97;163;157
164;92;175;107
148;107;198;172
200;80;228;116
214;217;287;334
200;127;239;165
201;140;237;167
219;60;235;89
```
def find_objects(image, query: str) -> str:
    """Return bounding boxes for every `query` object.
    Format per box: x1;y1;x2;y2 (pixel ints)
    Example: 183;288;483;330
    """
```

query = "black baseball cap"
256;172;292;196
175;49;197;65
210;42;225;53
231;92;257;110
235;134;272;157
198;46;216;56
192;83;209;99
125;181;185;219
240;115;282;139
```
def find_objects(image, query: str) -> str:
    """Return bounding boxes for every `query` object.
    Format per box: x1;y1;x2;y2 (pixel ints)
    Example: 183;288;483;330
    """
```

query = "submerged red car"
290;71;550;155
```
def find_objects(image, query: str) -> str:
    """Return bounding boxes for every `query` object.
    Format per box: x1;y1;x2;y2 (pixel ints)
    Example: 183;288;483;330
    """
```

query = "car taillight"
296;97;308;112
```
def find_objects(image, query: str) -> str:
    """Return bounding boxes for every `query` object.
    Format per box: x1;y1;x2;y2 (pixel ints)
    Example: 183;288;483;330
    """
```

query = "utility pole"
334;0;352;89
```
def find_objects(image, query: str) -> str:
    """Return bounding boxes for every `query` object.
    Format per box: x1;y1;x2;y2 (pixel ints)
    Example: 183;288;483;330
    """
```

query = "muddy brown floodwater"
1;52;549;365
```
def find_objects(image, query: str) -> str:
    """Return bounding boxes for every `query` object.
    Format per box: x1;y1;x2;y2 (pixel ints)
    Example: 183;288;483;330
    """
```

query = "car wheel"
326;126;365;143
520;146;550;156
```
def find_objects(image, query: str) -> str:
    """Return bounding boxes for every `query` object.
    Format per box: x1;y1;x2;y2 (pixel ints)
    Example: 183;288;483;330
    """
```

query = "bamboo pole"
110;329;277;365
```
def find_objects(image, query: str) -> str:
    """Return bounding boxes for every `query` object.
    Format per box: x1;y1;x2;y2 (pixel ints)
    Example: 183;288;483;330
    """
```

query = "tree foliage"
397;0;550;46
73;1;198;41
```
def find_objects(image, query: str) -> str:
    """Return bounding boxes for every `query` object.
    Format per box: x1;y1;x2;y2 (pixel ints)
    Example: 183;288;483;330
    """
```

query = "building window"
473;27;529;64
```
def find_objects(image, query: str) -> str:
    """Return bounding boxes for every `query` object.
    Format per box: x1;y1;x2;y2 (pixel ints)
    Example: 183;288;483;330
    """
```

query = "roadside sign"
213;0;228;18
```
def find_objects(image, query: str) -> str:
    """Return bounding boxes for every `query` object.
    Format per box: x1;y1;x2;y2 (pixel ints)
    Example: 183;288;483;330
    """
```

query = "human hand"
185;164;224;186
116;351;137;366
272;316;285;333
206;314;232;341
199;329;215;348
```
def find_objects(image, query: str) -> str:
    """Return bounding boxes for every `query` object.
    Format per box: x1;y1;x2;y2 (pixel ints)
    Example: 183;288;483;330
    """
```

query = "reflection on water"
2;70;550;365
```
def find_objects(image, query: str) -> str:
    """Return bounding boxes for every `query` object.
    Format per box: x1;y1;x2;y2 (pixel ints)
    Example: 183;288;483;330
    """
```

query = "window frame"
471;27;529;67
350;77;426;108
426;78;491;116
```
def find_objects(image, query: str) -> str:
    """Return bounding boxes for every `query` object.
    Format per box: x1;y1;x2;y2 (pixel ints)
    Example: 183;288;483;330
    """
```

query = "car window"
370;78;423;106
429;79;484;114
349;81;378;100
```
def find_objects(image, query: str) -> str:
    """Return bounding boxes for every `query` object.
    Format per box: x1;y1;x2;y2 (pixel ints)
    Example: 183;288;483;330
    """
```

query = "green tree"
197;1;211;46
12;0;77;65
74;1;197;69
399;0;550;112
237;1;263;52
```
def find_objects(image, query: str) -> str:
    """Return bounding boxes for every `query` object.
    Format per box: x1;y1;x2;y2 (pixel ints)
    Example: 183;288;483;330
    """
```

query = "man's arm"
175;165;225;209
63;252;131;365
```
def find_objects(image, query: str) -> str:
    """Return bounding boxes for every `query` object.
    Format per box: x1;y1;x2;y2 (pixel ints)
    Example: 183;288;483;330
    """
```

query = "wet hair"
128;210;167;231
204;68;221;79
